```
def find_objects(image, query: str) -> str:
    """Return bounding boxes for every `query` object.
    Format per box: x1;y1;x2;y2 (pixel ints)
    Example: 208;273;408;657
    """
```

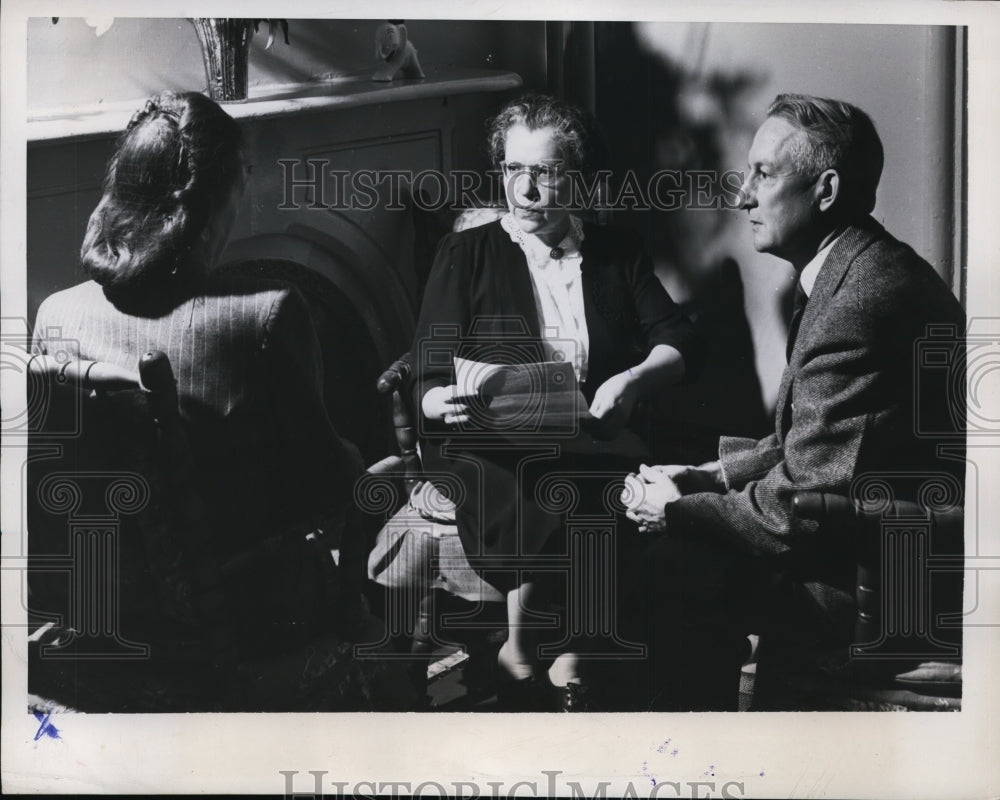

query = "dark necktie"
786;281;809;363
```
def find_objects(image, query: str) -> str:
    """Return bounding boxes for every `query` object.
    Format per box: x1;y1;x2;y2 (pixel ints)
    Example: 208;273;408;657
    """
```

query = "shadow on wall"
585;22;772;461
217;259;392;466
654;259;770;465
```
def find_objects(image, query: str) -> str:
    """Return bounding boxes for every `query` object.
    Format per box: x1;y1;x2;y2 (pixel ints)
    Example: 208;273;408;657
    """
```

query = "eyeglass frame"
499;159;568;187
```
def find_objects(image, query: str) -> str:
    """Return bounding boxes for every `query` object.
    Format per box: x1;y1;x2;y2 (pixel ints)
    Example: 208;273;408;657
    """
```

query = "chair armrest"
374;352;421;492
367;454;406;476
793;490;964;538
29;353;139;391
792;491;856;524
792;490;964;672
376;354;413;394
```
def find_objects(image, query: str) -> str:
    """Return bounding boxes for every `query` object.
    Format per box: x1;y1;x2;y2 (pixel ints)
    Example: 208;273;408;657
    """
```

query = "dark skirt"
424;428;651;593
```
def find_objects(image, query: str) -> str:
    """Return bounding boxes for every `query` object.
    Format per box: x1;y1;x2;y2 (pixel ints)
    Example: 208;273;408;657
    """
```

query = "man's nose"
737;175;756;210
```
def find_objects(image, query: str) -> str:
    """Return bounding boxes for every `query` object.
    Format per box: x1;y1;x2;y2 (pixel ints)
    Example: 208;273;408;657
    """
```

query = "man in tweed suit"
623;94;965;709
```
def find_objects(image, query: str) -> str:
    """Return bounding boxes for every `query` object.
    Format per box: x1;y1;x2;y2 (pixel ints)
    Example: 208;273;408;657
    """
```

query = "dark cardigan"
409;218;703;584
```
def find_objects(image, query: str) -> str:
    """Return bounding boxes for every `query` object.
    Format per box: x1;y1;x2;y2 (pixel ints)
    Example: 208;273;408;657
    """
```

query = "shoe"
552;681;599;712
495;673;553;712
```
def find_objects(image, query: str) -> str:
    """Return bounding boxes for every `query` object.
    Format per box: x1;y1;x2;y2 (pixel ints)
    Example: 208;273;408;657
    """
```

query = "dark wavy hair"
767;93;884;215
80;91;244;305
487;93;607;179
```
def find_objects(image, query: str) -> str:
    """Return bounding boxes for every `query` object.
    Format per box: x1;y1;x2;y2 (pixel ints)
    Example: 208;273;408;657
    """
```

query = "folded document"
453;356;590;432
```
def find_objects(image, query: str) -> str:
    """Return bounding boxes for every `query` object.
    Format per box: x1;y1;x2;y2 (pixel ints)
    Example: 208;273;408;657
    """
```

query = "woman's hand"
588;346;683;437
421;385;471;425
588;371;640;434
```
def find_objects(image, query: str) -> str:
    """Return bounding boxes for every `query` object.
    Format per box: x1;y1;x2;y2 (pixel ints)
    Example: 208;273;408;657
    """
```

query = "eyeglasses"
499;160;566;187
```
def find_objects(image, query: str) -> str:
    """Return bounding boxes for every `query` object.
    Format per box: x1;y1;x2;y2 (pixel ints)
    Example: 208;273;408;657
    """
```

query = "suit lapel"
803;218;883;325
773;217;885;440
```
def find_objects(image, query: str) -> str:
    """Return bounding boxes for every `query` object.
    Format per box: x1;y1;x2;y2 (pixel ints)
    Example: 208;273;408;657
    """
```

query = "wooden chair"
27;350;415;711
366;353;508;705
27;351;245;709
358;206;514;705
749;487;964;711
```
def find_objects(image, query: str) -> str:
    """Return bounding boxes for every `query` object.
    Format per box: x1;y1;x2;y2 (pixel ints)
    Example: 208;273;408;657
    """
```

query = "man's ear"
815;168;840;212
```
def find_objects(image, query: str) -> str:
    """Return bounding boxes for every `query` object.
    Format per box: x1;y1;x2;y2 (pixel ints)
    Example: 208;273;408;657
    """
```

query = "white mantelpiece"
28;69;521;143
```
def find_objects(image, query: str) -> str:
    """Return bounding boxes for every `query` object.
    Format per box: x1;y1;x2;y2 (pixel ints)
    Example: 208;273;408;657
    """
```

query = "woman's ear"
815;168;840;213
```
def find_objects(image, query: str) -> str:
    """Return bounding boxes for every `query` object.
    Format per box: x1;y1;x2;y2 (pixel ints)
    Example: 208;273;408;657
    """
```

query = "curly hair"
80;91;244;304
767;93;884;215
487;93;606;179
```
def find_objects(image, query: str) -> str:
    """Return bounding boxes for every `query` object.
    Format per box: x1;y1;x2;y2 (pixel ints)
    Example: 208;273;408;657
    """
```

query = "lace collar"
500;213;584;267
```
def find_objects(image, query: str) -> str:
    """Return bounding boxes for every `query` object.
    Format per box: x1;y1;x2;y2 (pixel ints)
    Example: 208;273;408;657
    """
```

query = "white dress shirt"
799;230;846;296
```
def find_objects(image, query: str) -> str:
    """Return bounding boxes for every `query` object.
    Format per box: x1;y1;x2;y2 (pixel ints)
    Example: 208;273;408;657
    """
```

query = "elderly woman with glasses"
410;94;703;710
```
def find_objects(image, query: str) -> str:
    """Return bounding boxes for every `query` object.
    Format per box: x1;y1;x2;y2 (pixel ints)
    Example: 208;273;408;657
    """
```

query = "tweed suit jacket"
662;216;966;636
33;274;364;562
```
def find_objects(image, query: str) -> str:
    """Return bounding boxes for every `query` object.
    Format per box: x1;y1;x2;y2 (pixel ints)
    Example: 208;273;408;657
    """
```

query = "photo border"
3;1;998;796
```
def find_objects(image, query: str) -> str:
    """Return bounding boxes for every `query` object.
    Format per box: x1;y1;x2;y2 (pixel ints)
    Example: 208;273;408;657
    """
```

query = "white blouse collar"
500;213;584;267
